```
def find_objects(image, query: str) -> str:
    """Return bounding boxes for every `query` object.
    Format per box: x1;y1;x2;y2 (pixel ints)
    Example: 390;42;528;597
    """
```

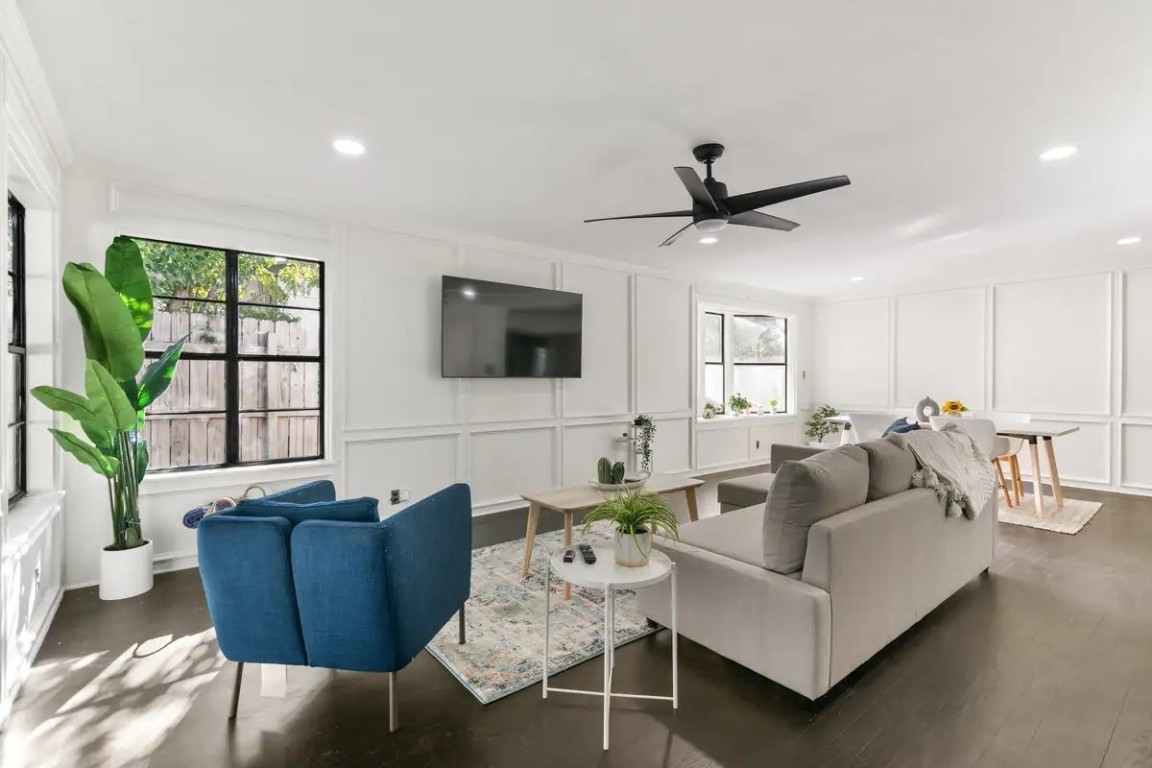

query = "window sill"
140;460;338;497
5;491;66;560
697;413;796;426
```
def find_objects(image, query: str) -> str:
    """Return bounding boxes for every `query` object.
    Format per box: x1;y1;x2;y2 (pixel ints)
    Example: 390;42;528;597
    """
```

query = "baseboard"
65;549;200;591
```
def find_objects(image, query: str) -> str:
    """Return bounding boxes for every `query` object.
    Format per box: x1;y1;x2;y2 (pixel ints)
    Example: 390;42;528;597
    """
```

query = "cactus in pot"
597;457;613;484
611;461;626;484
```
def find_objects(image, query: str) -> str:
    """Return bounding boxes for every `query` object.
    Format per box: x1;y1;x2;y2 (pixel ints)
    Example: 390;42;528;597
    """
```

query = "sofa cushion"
676;504;789;572
762;444;869;574
716;472;775;511
859;438;917;501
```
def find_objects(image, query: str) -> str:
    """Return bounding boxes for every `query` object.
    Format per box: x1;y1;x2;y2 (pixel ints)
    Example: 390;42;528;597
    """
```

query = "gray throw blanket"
889;425;997;519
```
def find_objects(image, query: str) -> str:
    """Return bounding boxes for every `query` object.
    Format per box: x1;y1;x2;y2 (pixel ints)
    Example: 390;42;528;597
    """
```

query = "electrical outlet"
755;440;760;449
389;489;410;505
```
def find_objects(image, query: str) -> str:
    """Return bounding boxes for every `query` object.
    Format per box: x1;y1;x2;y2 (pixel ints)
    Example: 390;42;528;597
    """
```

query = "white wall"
59;171;813;588
812;270;1152;495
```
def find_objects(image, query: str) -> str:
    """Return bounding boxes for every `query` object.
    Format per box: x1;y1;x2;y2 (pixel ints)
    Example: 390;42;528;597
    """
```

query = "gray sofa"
716;444;824;513
638;439;996;701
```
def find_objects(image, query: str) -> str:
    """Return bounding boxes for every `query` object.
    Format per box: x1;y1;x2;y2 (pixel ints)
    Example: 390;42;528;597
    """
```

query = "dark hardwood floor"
3;487;1152;767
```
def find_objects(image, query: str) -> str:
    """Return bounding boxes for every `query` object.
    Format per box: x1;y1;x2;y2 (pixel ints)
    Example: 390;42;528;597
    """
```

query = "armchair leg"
388;671;398;733
459;604;467;645
229;662;244;720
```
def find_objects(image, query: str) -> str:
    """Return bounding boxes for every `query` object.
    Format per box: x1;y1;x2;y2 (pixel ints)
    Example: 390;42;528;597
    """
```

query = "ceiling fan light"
699;236;719;245
695;219;727;234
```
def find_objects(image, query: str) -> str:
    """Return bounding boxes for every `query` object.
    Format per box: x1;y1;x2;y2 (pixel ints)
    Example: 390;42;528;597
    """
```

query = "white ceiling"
19;0;1152;296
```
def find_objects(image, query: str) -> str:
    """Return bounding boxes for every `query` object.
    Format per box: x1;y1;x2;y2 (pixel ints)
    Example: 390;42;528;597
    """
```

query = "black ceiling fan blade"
584;210;694;223
659;222;694;247
674;167;718;212
729;211;800;232
725;175;851;215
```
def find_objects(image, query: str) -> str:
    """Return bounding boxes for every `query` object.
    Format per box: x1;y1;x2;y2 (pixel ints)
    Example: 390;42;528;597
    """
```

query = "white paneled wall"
814;270;1152;494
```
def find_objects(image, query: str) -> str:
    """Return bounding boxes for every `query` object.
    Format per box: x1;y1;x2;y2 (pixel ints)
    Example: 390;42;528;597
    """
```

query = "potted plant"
583;490;680;567
941;399;969;417
804;404;841;446
702;403;717;420
31;237;186;600
767;398;780;415
728;393;752;416
633;414;656;475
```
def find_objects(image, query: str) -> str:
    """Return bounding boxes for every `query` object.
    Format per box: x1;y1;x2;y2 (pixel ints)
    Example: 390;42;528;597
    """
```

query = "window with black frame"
702;311;725;411
7;194;27;501
136;238;324;470
732;314;788;413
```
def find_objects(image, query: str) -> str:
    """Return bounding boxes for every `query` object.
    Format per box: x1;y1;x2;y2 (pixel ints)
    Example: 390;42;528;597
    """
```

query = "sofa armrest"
770;443;825;473
637;540;832;700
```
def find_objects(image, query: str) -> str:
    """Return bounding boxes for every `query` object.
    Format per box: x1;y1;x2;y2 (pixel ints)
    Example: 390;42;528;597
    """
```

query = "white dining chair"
928;416;1012;506
845;412;898;444
984;413;1031;507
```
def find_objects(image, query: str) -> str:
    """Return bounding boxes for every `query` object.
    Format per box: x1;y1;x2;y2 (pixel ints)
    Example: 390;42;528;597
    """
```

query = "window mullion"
225;251;240;465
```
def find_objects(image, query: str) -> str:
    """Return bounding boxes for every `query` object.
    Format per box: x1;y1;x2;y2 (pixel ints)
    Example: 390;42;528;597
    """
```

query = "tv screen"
441;276;583;378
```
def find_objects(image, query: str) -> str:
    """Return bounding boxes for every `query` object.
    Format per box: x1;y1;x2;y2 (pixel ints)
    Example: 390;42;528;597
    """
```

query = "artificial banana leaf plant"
32;236;187;550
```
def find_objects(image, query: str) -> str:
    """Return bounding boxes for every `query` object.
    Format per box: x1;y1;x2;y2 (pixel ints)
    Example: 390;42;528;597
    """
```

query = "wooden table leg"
1028;439;1045;517
684;487;700;523
563;512;573;601
1043;437;1065;508
522;502;541;579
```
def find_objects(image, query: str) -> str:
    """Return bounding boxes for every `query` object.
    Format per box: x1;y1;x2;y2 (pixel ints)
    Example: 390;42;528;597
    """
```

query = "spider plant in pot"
582;490;679;567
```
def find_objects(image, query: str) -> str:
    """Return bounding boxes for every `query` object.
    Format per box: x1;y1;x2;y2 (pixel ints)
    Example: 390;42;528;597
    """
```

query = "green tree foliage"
137;240;320;321
733;315;786;363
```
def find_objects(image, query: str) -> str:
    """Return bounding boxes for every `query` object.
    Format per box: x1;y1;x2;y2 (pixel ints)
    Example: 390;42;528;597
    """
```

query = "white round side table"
543;546;677;751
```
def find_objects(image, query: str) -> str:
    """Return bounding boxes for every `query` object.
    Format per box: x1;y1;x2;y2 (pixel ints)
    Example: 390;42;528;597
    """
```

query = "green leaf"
30;385;101;424
137;336;188;409
85;360;137;432
49;428;120;478
104;236;154;342
81;420;114;451
136;440;149;481
62;262;145;381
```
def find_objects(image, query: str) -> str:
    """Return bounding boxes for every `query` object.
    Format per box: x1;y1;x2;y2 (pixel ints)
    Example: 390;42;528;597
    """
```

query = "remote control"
578;543;597;564
562;549;575;563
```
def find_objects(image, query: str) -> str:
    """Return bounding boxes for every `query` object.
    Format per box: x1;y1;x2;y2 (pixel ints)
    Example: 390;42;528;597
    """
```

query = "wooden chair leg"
1010;455;1023;503
994;459;1012;507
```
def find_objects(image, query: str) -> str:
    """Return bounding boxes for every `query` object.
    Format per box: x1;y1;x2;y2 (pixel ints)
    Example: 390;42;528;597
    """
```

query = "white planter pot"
614;528;652;568
100;540;154;600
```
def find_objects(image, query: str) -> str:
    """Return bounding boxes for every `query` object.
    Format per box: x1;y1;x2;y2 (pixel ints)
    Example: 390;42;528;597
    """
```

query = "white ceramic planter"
100;540;154;600
614;528;652;568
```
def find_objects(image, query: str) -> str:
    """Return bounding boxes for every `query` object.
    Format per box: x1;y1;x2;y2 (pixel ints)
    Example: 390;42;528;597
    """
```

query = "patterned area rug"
998;494;1102;534
426;522;657;704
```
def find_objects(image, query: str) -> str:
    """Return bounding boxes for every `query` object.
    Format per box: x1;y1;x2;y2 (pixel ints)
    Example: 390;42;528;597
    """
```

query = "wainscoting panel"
895;287;985;409
1121;424;1152;488
1123;268;1152;416
814;297;890;408
651;417;692;474
562;264;631;418
344;434;459;510
993;273;1110;415
470;427;556;504
696;422;751;469
345;228;459;429
635;275;691;414
750;419;801;462
562;421;633;485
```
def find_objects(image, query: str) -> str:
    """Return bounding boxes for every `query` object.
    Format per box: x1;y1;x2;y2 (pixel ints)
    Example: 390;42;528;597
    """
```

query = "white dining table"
827;414;1079;517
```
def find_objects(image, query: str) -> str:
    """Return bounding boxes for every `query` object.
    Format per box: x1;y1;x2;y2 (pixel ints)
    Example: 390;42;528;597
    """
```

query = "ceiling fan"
584;143;851;246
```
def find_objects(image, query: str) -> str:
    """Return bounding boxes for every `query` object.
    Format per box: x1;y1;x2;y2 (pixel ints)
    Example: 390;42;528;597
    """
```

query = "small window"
702;311;725;410
136;238;324;470
7;194;26;501
699;310;789;415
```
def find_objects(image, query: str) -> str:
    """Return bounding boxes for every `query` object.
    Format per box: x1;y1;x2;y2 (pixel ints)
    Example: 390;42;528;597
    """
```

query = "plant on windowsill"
31;236;187;601
767;398;780;415
582;490;679;567
727;393;752;416
804;404;841;446
702;403;717;420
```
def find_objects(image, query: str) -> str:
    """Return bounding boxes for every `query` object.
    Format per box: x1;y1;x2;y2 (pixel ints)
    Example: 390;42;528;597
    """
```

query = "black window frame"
702;310;726;413
134;236;325;472
732;314;789;414
8;193;27;502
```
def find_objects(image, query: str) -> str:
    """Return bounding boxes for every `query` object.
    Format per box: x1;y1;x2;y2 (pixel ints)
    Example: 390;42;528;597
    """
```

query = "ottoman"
717;472;775;513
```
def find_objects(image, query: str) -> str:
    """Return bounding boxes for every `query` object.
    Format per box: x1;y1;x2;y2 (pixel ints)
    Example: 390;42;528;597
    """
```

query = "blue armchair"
197;480;472;731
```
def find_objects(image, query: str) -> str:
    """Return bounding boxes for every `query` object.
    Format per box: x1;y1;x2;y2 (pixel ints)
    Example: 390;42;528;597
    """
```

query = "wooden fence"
141;310;320;469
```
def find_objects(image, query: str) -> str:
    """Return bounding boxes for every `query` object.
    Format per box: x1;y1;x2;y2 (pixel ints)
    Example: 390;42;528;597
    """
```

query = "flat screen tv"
441;275;583;378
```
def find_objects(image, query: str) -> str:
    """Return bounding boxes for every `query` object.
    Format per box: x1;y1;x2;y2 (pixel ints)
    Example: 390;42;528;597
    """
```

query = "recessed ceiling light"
1039;144;1078;162
1117;236;1143;246
849;276;864;282
699;237;719;245
332;137;366;156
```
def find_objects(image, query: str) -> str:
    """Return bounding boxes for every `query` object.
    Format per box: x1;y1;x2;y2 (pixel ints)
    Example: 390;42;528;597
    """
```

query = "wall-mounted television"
441;275;583;378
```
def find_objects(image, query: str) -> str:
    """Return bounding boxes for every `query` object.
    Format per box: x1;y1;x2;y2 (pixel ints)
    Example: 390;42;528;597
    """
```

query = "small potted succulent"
727;393;752;416
583;490;680;567
767;398;780;415
702;403;717;419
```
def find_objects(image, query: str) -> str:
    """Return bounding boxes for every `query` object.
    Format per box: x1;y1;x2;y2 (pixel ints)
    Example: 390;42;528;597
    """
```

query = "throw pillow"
231;496;380;527
762;445;869;574
859;438;918;501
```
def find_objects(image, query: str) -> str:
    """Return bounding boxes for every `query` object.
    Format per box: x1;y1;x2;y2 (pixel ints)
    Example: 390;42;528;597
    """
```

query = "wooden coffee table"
520;473;704;600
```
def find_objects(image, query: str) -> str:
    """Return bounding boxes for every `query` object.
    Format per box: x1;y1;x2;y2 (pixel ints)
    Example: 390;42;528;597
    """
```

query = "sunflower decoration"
941;399;968;415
